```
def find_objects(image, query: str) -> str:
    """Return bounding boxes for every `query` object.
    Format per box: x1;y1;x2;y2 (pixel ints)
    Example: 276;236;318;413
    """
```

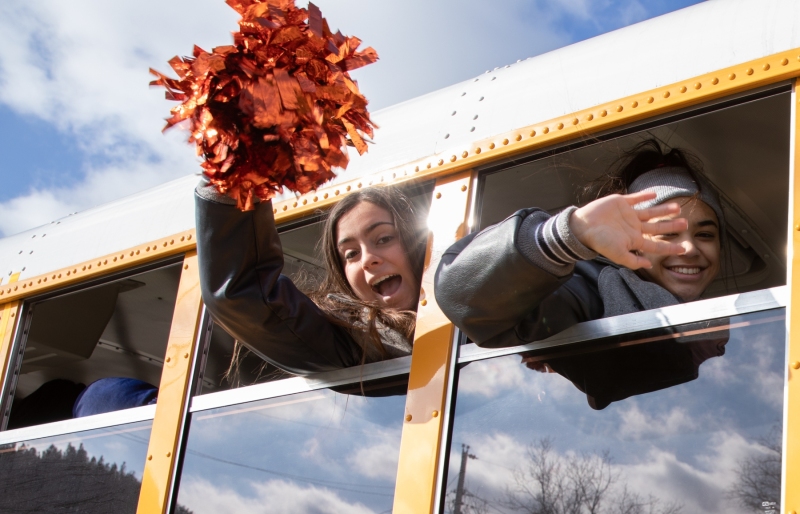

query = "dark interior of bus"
479;88;790;298
5;262;181;429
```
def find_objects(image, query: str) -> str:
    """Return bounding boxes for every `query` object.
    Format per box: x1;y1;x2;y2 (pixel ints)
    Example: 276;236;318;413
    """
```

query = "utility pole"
453;444;477;514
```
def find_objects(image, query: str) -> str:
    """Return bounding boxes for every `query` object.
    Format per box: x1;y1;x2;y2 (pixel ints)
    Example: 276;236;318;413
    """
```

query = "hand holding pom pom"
150;0;378;210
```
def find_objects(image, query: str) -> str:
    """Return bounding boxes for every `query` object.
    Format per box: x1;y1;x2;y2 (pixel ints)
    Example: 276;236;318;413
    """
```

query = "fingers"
641;217;688;235
614;250;653;270
624;191;657;205
638;238;687;256
636;201;681;221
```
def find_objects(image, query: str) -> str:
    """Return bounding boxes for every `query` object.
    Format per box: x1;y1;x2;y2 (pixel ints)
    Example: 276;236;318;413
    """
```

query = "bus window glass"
0;421;185;513
176;376;408;513
5;262;182;429
199;322;290;395
479;91;789;300
444;309;784;514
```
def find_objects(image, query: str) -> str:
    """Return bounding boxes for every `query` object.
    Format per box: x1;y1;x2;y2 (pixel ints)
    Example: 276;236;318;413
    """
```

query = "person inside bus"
435;140;727;407
195;184;426;375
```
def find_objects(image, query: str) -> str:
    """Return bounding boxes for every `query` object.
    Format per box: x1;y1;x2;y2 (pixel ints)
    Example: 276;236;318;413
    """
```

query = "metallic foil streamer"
150;0;378;210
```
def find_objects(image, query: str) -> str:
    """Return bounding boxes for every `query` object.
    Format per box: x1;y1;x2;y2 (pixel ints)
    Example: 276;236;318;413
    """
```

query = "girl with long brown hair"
195;182;427;374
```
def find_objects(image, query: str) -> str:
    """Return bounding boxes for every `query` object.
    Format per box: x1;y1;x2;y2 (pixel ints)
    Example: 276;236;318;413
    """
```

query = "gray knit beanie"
628;166;724;228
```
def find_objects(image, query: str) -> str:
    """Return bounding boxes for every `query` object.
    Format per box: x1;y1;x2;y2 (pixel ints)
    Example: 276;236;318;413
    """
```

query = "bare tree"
728;425;782;512
501;437;681;514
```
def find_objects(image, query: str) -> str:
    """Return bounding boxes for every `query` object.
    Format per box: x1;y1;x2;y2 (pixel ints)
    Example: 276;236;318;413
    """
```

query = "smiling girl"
435;139;724;348
196;185;427;374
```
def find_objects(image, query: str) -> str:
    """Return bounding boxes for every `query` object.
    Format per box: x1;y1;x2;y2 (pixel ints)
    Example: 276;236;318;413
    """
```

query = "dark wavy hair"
581;138;707;202
306;185;427;362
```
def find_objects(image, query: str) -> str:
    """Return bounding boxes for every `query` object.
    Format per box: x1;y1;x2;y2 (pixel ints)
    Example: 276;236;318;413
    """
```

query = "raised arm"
195;184;362;374
435;207;601;346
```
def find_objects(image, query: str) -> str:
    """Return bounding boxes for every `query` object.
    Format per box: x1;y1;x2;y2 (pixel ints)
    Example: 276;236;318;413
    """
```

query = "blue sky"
0;0;702;237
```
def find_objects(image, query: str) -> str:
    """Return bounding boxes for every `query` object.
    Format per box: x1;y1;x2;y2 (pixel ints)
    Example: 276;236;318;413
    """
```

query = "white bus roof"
2;0;798;282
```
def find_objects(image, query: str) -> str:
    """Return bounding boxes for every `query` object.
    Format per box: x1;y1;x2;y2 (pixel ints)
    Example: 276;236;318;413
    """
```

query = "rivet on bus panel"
166;357;171;363
557;123;564;130
414;166;420;172
302;199;307;205
438;159;444;165
679;86;687;93
426;163;432;169
489;143;496;149
148;455;152;461
728;73;736;80
462;151;469;158
461;185;468;192
405;414;412;422
313;196;318;202
358;182;363;188
420;299;428;306
432;410;439;417
781;58;789;66
600;109;608;116
184;353;189;358
435;193;442;199
502;138;509;145
762;63;770;71
450;155;457;162
542;127;549;134
166;452;172;458
694;82;701;89
746;68;754;75
324;193;329;199
475;147;482;154
646;97;654;104
711;78;719;85
616;105;623;112
792;361;800;370
631;101;638;108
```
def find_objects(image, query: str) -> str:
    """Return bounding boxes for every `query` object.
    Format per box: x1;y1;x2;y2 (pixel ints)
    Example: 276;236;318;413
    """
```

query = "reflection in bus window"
176;377;407;513
0;421;193;513
445;309;784;513
5;262;182;429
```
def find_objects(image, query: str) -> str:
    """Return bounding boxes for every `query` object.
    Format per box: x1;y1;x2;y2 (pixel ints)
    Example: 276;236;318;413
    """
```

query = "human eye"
376;234;395;245
343;248;359;261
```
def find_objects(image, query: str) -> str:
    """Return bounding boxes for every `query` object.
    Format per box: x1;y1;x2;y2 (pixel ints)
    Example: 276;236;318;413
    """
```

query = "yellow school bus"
1;0;799;512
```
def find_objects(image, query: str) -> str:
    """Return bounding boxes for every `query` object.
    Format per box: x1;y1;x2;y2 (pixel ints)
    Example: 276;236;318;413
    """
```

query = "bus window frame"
0;254;185;433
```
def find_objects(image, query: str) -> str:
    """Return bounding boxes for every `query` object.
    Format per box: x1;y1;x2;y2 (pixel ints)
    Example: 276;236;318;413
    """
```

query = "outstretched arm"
195;184;363;374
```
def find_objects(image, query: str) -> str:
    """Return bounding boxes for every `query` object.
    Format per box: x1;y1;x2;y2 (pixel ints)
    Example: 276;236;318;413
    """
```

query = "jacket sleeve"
195;185;363;375
434;207;603;348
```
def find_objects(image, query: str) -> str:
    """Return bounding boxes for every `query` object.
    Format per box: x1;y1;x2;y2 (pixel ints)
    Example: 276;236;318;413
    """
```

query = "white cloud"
179;478;379;514
0;0;627;236
617;402;698;440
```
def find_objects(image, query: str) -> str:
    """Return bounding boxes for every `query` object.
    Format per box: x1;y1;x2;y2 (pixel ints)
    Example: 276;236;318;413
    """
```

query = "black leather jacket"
434;207;681;348
196;188;376;375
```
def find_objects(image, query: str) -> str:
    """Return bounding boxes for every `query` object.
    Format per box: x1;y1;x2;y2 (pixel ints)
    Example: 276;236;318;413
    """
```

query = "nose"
361;246;382;270
680;235;700;256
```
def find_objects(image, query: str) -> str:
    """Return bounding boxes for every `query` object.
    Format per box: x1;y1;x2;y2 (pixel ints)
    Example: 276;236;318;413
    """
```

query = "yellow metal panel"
0;274;21;419
785;80;800;514
0;229;196;304
393;171;474;514
274;48;800;223
136;252;203;514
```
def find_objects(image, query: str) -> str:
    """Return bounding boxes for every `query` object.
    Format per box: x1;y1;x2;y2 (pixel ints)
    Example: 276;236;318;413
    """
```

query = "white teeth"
371;275;398;287
670;267;700;275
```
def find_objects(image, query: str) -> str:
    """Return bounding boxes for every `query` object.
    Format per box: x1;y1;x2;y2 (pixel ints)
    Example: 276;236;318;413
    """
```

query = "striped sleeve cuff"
519;207;597;276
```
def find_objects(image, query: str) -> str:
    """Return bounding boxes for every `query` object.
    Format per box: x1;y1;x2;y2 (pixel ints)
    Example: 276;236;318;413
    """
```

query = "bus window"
445;308;784;513
175;372;408;513
478;90;789;301
0;420;164;514
4;261;182;430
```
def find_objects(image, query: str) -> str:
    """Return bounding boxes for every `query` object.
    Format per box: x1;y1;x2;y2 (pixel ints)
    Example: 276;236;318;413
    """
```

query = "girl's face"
335;201;419;310
638;198;721;302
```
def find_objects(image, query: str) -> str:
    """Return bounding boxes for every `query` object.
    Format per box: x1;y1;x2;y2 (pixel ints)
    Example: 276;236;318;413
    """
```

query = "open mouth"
371;274;402;296
666;266;703;276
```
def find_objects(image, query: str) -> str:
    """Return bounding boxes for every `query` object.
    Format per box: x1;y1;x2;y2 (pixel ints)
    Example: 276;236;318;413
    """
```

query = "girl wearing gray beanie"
435;139;724;349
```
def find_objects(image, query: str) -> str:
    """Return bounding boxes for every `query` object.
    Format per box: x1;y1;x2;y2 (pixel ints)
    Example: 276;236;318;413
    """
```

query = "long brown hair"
306;185;427;362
